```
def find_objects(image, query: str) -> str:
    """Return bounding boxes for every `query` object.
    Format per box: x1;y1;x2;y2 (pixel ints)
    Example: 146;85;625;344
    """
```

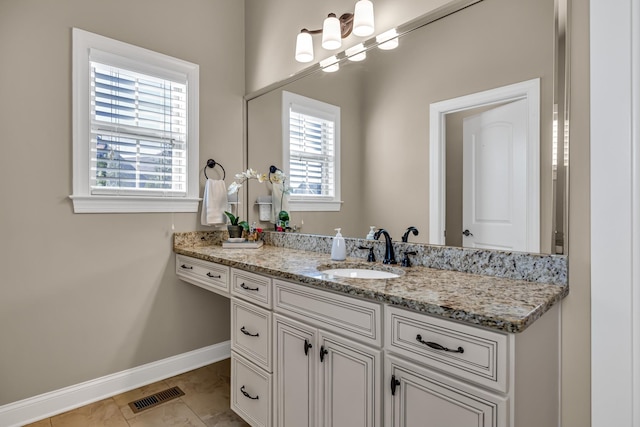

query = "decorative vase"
227;225;244;239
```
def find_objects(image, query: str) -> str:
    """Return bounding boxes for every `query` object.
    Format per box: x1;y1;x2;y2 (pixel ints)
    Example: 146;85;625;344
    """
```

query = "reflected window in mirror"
283;91;342;212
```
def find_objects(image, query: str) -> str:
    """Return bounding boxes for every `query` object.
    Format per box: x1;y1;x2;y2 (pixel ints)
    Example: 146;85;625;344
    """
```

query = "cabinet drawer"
231;298;272;372
231;352;272;427
385;305;509;392
385;354;507;427
274;279;382;346
175;255;230;296
231;268;272;308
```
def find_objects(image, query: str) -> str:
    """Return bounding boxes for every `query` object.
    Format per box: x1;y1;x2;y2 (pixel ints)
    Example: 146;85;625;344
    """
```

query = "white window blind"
282;91;341;212
90;61;187;196
71;28;199;213
288;107;336;198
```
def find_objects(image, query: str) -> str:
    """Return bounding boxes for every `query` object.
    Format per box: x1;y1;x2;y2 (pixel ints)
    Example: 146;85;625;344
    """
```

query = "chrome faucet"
402;226;419;242
374;228;397;264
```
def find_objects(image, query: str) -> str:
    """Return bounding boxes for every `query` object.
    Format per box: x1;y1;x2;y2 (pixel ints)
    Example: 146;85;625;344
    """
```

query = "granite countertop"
174;240;568;334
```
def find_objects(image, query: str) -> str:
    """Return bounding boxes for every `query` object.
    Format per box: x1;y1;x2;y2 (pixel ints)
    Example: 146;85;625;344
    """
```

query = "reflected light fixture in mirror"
320;56;340;72
294;0;375;63
346;43;367;61
377;28;399;50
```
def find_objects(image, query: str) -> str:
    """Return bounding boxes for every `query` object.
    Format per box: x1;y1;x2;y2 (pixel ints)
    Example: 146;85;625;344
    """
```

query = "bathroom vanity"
173;232;567;427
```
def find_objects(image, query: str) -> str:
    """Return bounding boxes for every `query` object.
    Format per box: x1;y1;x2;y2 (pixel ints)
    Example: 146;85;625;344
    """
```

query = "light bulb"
322;14;342;50
353;0;375;37
295;31;314;63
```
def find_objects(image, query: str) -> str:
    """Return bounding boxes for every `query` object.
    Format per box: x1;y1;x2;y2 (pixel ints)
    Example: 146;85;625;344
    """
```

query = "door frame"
428;78;540;251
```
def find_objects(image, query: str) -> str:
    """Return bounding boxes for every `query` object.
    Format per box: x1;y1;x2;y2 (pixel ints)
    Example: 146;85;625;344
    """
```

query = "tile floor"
23;359;249;427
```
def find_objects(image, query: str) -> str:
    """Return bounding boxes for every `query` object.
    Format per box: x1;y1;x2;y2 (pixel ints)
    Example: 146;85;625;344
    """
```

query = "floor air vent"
128;386;185;413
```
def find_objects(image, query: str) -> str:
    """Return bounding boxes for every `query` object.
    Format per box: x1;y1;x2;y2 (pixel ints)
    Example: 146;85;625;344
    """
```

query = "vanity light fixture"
376;28;399;50
320;56;340;72
294;0;375;63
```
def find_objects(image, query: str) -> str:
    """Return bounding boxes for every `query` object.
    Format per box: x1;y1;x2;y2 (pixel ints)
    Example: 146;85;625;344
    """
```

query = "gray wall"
0;0;245;405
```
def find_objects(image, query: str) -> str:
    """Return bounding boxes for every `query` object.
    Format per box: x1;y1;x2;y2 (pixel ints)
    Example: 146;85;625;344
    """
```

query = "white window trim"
282;91;342;212
70;28;200;213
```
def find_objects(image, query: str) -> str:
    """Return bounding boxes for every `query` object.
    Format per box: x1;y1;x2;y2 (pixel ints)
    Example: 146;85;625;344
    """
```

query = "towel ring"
203;159;226;180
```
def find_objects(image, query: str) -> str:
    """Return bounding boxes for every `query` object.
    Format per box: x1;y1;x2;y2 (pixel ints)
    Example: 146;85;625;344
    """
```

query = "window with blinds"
91;62;187;195
71;28;200;213
283;91;341;211
288;110;335;197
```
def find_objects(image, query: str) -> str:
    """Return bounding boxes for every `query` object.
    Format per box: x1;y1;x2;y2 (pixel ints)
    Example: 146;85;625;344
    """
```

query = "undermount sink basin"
317;263;404;279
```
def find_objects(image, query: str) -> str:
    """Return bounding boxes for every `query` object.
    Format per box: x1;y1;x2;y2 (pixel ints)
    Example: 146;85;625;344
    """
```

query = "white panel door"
462;99;529;251
385;355;506;427
274;314;317;427
318;331;382;427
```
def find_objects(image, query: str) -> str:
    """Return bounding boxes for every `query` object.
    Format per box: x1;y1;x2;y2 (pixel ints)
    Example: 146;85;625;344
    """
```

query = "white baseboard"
0;341;231;427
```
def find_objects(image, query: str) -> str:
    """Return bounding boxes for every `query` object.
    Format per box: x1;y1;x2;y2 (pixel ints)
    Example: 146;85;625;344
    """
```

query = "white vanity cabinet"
229;268;274;427
384;305;560;427
175;254;560;427
273;279;383;427
175;254;230;296
386;355;507;427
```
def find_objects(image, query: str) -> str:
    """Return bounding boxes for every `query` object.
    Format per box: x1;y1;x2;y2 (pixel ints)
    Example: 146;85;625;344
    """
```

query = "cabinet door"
318;331;382;427
274;314;317;427
385;355;507;427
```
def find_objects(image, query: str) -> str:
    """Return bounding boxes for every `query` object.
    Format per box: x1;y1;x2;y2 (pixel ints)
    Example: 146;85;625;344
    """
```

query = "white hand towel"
271;185;290;223
201;179;229;226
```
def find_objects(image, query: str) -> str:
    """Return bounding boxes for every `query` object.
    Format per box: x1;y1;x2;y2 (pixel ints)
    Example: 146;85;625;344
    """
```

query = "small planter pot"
227;225;244;239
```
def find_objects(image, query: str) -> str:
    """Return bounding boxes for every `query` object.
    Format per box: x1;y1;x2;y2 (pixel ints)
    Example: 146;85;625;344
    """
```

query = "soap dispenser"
366;226;376;240
331;228;346;261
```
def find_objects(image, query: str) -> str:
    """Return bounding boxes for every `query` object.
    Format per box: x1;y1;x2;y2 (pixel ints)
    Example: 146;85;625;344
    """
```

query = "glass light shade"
353;0;375;37
295;32;314;63
322;15;342;50
320;56;340;72
376;29;399;50
346;43;366;61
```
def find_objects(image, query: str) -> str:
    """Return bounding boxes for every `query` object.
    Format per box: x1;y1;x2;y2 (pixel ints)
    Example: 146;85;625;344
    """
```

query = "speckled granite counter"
174;232;568;334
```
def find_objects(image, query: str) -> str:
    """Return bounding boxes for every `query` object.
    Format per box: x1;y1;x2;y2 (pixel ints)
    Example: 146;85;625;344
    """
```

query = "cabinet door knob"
304;339;313;356
462;229;473;237
416;334;464;353
390;375;401;396
320;345;329;362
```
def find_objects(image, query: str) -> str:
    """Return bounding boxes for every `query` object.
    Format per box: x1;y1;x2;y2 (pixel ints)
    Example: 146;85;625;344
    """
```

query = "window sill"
289;200;343;212
69;195;201;213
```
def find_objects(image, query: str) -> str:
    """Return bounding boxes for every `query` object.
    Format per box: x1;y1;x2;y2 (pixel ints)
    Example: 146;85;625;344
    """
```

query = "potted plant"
224;211;249;239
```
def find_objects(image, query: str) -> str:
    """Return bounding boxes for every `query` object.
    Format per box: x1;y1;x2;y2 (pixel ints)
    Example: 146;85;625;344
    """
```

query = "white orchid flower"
227;181;242;195
270;170;286;184
257;173;268;183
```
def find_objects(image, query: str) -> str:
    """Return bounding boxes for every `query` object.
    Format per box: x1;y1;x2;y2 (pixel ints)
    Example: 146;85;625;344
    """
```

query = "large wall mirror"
245;0;569;255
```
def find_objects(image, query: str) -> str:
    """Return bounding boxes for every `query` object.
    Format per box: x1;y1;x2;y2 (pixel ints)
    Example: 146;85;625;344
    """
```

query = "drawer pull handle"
390;375;401;396
206;272;221;278
240;385;259;400
320;345;329;362
240;326;259;337
304;339;313;356
180;264;193;270
240;283;260;291
416;334;464;354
